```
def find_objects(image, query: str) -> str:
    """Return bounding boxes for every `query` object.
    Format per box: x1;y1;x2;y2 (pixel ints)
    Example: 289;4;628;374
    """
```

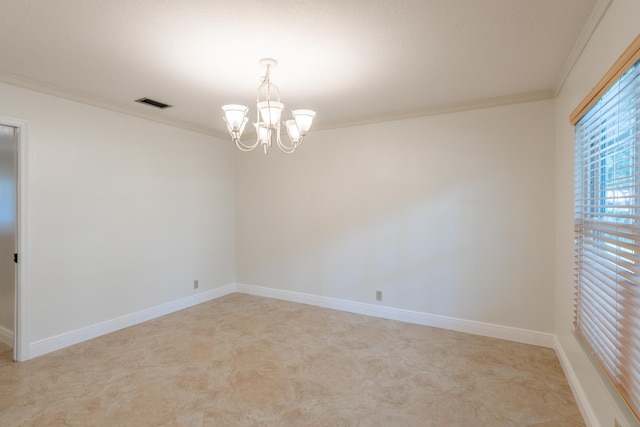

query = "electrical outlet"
376;290;382;301
193;280;199;289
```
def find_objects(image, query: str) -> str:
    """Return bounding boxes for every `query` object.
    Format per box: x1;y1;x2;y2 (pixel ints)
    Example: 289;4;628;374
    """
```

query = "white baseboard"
29;284;235;359
235;283;555;348
0;325;13;347
26;282;556;360
554;336;599;427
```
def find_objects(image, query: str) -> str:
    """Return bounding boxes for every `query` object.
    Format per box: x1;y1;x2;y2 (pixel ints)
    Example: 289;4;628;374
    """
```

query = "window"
573;35;640;420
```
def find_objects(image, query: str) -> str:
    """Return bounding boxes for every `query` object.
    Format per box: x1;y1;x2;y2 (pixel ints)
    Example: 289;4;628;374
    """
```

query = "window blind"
574;55;640;420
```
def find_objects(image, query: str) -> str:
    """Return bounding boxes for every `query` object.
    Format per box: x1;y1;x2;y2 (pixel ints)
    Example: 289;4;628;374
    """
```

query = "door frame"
0;116;28;361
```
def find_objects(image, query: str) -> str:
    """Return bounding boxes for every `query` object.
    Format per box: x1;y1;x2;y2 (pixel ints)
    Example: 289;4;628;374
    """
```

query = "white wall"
554;1;640;426
0;82;236;344
236;100;555;333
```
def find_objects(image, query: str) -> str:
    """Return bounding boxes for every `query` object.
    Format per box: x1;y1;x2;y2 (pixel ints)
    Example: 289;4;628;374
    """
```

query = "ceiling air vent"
135;97;172;109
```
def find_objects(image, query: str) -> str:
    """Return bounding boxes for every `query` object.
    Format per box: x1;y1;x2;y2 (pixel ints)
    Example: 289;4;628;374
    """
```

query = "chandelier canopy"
222;58;316;154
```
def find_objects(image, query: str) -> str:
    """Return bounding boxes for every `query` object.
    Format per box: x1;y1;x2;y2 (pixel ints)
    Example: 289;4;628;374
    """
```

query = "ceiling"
0;0;601;138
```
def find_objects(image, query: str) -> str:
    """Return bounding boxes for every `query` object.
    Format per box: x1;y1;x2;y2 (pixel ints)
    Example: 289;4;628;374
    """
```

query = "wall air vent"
135;98;172;109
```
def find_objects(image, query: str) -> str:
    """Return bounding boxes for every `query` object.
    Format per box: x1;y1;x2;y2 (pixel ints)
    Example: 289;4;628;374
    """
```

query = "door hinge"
13;253;17;263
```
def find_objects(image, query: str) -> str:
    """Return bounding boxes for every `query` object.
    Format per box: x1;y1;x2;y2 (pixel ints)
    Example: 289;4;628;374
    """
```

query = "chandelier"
222;58;316;154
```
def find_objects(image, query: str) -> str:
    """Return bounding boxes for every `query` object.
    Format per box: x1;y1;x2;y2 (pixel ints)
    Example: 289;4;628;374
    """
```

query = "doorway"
0;124;16;359
0;116;26;362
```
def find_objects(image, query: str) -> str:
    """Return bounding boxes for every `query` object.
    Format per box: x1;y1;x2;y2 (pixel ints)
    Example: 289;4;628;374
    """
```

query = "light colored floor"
0;341;10;354
0;293;584;426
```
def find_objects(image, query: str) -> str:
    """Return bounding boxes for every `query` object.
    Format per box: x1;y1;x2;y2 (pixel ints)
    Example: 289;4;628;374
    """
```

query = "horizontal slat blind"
574;55;640;421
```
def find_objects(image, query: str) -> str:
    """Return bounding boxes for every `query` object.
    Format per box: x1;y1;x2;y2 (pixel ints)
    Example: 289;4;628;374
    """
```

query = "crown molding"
553;0;613;96
0;70;554;137
315;90;555;131
0;71;229;139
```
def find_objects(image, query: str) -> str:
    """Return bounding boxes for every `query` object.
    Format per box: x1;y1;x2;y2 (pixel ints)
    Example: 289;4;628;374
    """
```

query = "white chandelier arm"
276;136;296;154
276;133;304;154
233;135;260;152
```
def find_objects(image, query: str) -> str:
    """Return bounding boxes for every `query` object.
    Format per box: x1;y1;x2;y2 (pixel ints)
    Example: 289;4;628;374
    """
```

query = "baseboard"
554;336;599;427
26;282;556;360
29;284;236;359
0;325;13;347
235;283;555;348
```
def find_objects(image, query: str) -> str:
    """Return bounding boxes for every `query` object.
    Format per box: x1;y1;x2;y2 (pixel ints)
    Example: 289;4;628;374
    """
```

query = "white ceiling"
0;0;601;137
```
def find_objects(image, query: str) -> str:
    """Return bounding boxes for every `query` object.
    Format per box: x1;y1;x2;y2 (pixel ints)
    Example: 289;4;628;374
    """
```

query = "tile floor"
0;293;585;426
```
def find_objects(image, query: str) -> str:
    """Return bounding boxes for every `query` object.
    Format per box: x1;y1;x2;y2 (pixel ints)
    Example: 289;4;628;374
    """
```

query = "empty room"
0;0;639;426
